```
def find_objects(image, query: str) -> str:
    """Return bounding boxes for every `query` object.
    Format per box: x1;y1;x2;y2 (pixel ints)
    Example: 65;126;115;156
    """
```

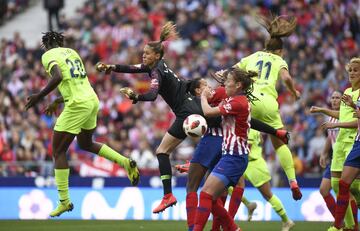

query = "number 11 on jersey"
256;60;272;80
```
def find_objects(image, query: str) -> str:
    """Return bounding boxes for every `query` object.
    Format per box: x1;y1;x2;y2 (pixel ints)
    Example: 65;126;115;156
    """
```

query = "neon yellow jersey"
248;129;262;160
235;51;288;99
336;87;360;143
41;47;97;103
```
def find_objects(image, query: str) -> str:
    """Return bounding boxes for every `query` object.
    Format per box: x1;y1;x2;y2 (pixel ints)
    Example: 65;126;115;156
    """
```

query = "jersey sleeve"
277;58;288;71
41;51;59;75
219;96;248;116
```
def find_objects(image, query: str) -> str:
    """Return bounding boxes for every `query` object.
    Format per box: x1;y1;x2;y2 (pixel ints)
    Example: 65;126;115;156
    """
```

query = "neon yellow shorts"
251;93;284;129
331;141;354;172
54;98;99;135
244;157;271;187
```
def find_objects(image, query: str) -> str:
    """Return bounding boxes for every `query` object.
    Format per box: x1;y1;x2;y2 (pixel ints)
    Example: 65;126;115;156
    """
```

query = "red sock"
334;180;351;229
228;186;244;218
186;192;198;230
323;194;336;218
351;199;358;230
212;199;238;231
212;195;227;231
194;192;213;231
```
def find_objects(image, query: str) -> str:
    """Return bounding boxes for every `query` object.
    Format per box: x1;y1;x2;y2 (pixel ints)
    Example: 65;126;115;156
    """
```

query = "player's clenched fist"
95;62;113;74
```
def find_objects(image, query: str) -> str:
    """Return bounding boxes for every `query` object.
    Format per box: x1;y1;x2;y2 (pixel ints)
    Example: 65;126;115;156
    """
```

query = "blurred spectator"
0;0;7;24
0;0;30;24
43;0;64;30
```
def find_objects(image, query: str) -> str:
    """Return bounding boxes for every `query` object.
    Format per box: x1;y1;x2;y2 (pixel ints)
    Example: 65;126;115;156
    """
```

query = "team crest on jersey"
150;79;159;88
223;103;232;112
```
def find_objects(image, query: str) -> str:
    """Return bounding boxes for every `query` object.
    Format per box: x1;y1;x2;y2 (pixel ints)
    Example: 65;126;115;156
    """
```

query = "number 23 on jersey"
66;58;86;78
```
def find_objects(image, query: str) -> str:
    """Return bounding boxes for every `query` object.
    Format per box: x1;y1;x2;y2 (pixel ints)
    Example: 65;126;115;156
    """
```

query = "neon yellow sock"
242;196;250;207
350;179;360;206
98;144;128;167
331;177;340;195
268;195;288;222
332;177;355;228
54;169;70;203
275;145;295;181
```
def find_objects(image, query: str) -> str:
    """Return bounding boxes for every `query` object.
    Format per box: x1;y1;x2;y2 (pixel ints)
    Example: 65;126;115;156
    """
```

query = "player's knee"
78;141;92;152
52;151;66;160
187;180;198;192
156;147;171;155
261;191;272;201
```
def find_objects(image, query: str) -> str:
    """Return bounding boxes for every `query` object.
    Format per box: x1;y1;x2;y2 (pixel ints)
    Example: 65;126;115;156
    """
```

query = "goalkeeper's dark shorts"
168;96;203;140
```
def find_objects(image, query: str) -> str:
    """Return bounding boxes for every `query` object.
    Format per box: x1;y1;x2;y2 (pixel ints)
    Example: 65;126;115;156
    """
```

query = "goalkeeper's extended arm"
112;64;150;73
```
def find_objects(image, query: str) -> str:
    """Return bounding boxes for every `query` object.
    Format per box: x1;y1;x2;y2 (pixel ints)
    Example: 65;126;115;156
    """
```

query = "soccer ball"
183;114;208;137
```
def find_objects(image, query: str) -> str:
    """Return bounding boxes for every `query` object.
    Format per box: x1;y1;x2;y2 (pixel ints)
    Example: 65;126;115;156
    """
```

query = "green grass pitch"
0;220;332;231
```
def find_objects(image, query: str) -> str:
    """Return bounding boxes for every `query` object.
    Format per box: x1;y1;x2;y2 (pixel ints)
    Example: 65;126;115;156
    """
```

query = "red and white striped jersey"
207;127;223;136
210;87;251;155
328;116;339;147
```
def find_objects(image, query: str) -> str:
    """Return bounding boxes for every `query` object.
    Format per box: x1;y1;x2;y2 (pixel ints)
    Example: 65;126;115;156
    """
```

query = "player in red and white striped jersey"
193;67;257;231
311;90;341;218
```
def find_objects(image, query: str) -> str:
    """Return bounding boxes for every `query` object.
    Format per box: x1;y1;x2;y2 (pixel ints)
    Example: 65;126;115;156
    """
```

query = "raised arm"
201;89;221;117
310;106;340;119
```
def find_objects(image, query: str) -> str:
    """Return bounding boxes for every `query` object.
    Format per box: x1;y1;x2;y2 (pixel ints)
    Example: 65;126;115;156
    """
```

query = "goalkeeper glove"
119;87;138;104
95;62;113;74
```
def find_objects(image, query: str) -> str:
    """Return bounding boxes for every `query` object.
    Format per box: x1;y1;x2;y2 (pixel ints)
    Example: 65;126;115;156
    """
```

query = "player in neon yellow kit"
312;58;360;230
25;31;139;217
229;15;301;200
244;129;294;231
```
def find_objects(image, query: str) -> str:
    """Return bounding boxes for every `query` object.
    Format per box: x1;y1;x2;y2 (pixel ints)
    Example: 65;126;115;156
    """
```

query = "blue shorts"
191;134;222;171
344;141;360;169
323;164;331;179
211;154;248;187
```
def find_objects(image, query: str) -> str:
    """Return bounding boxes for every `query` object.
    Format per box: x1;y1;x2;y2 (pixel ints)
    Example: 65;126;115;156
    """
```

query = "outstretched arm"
25;65;62;110
310;106;339;119
321;120;358;129
96;62;150;74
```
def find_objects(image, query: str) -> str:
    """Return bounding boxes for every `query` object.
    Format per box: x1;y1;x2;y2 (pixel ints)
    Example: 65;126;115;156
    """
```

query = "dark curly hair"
41;31;64;50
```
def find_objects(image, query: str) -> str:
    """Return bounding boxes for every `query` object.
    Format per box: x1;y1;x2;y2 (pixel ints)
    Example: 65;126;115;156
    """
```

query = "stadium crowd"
0;0;33;24
0;0;360;185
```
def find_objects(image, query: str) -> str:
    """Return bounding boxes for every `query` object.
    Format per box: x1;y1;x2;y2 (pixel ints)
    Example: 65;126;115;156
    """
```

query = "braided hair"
224;67;258;104
257;14;297;51
147;21;179;59
41;31;64;50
